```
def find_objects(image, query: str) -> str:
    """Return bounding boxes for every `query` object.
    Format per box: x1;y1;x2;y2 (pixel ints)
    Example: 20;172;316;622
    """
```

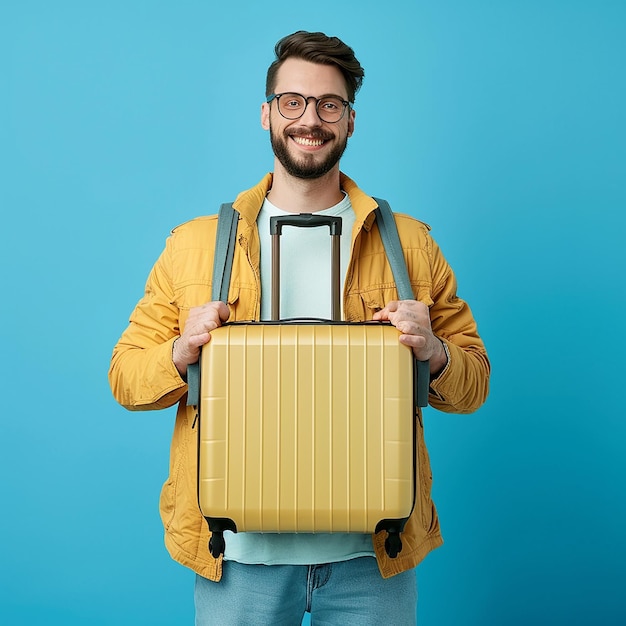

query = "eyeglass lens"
277;93;346;123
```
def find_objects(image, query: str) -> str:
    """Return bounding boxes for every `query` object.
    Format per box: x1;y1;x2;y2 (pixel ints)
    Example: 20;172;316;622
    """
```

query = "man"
109;31;490;624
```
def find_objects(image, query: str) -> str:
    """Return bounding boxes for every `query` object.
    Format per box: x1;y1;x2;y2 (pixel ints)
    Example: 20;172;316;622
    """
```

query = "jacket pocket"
357;287;403;318
174;282;241;309
173;281;213;311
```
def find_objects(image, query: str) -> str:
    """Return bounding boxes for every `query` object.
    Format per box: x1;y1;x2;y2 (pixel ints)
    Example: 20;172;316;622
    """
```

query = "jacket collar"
232;172;379;232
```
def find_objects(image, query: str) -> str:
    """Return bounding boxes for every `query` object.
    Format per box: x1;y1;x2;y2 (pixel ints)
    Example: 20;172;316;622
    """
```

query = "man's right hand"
173;301;230;376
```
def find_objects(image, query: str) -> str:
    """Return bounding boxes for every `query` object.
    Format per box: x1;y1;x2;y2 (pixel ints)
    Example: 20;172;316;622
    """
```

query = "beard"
269;122;349;180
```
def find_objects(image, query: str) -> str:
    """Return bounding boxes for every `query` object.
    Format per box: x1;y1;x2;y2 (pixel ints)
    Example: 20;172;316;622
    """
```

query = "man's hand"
373;300;448;376
173;301;230;376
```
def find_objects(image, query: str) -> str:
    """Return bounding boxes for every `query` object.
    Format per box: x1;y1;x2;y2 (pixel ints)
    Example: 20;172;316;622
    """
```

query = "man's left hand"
373;300;448;376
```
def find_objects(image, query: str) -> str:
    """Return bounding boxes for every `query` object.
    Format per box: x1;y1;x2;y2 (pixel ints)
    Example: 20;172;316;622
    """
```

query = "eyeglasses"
266;92;351;123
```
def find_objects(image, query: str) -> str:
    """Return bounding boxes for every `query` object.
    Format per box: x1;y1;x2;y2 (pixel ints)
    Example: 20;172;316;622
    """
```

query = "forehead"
274;58;348;98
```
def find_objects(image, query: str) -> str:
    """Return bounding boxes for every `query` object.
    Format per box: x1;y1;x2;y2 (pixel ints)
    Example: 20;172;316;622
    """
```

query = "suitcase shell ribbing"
198;322;416;534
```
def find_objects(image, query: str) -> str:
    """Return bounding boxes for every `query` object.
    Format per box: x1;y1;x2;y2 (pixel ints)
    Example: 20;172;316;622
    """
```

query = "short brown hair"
266;31;365;103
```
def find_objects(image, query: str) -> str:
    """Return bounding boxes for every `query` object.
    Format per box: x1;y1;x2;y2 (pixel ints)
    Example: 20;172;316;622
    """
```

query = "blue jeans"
195;557;417;625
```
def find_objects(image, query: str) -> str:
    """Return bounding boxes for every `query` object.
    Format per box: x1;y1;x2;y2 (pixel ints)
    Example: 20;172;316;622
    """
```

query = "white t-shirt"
223;193;376;565
258;193;354;321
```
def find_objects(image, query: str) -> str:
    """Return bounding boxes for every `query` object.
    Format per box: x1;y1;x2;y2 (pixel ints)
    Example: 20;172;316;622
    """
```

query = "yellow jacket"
109;173;490;581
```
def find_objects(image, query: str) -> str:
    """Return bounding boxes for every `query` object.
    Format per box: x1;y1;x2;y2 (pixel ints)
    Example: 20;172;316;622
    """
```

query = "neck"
266;161;344;213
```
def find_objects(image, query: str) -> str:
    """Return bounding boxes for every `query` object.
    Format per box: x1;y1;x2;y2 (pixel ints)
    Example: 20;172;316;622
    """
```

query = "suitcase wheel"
209;532;226;558
385;532;402;558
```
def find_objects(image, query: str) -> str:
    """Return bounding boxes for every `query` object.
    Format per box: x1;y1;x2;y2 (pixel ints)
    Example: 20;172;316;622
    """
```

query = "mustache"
285;127;334;141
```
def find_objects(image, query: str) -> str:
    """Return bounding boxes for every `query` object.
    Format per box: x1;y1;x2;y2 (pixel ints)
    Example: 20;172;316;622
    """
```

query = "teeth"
292;136;325;146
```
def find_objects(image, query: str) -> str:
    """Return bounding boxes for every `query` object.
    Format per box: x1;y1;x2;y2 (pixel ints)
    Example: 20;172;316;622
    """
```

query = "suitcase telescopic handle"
270;214;342;322
270;214;343;236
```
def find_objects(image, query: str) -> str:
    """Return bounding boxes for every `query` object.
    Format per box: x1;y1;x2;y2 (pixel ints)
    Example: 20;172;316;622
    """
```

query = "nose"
300;97;323;126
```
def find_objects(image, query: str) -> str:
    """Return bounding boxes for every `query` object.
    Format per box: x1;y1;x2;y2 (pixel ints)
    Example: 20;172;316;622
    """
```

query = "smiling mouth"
291;136;327;147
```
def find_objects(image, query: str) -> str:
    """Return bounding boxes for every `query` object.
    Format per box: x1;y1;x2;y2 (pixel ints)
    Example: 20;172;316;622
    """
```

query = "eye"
282;94;305;109
320;98;342;111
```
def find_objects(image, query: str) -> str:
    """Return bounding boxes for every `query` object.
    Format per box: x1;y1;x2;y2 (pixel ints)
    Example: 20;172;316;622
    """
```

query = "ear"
347;108;356;137
261;102;271;130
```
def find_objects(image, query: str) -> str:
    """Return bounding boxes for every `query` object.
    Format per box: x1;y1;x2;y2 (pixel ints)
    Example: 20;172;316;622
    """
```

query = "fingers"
173;301;230;374
372;300;399;321
215;301;230;323
375;300;435;361
186;301;230;336
374;300;429;325
398;331;427;350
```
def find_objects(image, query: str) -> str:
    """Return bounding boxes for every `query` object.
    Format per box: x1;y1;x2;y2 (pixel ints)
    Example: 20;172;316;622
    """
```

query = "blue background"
2;1;625;624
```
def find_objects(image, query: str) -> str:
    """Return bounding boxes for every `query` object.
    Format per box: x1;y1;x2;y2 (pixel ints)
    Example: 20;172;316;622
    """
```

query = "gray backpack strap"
211;203;239;302
187;203;239;407
373;198;430;407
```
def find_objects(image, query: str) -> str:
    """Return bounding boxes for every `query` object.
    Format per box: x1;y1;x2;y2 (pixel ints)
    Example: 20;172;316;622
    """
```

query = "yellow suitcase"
192;207;427;559
198;320;416;557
